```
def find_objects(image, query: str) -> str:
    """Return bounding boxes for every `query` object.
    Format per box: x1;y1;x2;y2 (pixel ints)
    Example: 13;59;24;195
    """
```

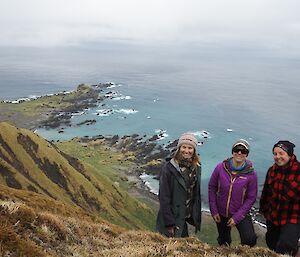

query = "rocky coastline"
0;82;115;130
0;82;172;201
0;82;267;234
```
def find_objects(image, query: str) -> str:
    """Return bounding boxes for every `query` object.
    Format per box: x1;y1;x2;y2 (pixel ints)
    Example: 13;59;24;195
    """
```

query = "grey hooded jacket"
156;158;201;237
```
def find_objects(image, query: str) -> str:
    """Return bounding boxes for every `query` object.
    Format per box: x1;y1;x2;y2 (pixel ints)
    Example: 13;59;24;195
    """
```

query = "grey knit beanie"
177;133;198;149
232;139;250;152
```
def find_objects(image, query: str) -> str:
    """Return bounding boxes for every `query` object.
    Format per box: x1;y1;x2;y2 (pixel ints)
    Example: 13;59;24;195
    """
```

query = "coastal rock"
76;119;96;126
106;135;119;146
166;139;178;149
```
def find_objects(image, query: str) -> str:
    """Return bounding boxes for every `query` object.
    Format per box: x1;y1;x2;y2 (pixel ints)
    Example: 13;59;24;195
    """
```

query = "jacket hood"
170;158;181;173
223;158;254;174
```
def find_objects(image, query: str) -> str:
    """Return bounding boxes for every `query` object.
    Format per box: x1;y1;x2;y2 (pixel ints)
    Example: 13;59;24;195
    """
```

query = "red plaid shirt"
259;155;300;225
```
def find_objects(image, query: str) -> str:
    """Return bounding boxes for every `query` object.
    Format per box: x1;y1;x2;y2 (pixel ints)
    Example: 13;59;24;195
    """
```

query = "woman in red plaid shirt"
260;140;300;256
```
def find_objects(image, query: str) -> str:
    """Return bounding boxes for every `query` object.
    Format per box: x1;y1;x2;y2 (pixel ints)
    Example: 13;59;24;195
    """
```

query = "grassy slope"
55;137;157;229
0;189;283;257
0;122;155;231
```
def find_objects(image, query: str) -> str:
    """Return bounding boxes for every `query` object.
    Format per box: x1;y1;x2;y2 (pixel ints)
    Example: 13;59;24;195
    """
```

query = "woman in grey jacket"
156;133;201;237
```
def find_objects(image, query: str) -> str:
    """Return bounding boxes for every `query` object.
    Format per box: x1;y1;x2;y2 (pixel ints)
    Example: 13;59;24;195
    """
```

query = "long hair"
173;147;200;170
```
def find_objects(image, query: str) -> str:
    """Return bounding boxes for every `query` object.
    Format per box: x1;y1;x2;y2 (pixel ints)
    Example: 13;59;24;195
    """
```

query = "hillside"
0;185;284;257
0;122;155;230
0;122;287;256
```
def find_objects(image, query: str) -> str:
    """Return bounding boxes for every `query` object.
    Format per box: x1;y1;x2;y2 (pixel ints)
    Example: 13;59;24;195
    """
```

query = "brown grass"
0;194;286;257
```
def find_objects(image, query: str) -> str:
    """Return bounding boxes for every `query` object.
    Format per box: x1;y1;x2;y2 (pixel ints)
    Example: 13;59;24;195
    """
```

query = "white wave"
155;129;167;134
10;98;31;104
71;111;85;116
115;109;138;114
8;95;40;103
62;91;73;95
157;133;169;141
95;109;114;116
112;95;132;101
28;95;39;100
192;130;211;139
104;92;119;97
226;128;233;132
3;90;74;103
94;108;138;116
107;83;122;89
140;173;159;195
154;129;169;140
104;81;121;89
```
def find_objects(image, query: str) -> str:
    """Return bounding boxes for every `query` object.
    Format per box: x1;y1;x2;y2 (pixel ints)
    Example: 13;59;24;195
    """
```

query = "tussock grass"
0;196;286;257
0;200;25;214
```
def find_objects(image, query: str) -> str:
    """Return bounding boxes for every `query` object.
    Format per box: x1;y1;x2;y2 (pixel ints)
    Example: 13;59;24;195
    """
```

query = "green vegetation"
56;138;137;191
55;137;158;229
0;84;99;129
198;214;267;247
0;122;156;231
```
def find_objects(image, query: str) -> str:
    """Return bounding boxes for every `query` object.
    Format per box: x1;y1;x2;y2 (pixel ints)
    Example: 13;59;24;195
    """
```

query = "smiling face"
179;144;195;159
232;146;248;167
273;147;291;166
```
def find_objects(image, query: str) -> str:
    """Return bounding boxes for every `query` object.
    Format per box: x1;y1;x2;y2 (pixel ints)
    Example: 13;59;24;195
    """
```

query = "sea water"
1;43;300;208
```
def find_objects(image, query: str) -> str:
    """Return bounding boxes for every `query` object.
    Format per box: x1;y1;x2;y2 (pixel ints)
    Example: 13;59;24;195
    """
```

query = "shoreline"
0;82;268;233
0;83;113;130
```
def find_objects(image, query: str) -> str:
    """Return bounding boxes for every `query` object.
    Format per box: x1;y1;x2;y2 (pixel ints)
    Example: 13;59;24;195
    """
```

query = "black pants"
181;222;189;237
266;221;300;256
216;215;257;247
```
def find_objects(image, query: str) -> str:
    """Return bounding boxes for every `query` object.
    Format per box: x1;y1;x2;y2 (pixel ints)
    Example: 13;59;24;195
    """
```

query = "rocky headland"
0;82;114;130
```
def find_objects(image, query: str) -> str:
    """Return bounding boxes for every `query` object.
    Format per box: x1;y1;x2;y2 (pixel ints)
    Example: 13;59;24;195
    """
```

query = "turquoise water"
1;44;300;205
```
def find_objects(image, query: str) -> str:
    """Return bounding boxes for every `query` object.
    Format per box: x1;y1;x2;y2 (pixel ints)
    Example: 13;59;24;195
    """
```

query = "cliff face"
0;122;155;230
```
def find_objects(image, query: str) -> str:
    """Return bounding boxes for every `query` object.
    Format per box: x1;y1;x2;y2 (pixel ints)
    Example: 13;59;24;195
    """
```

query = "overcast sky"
1;0;300;51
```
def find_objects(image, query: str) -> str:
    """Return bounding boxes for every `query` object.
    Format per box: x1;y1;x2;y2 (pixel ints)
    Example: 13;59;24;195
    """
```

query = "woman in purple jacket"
208;139;257;247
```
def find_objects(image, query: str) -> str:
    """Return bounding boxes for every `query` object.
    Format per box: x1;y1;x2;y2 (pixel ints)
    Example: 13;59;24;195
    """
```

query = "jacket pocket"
172;205;180;219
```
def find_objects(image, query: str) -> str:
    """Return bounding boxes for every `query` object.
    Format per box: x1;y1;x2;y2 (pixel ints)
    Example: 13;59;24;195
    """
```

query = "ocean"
1;43;300;208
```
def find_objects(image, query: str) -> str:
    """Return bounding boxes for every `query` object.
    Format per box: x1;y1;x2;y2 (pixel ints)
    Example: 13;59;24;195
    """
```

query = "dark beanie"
273;140;296;157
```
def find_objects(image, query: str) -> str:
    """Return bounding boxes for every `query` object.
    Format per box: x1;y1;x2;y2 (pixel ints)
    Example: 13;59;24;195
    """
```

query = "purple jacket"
208;158;257;225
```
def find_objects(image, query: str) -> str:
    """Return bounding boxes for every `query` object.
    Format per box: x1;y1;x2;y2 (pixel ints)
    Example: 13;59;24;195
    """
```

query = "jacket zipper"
226;174;236;217
241;188;246;205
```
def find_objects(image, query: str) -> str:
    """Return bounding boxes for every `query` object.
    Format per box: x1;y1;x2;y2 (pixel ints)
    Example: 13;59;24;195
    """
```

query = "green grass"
197;214;267;247
56;138;137;192
0;122;156;231
54;138;157;230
